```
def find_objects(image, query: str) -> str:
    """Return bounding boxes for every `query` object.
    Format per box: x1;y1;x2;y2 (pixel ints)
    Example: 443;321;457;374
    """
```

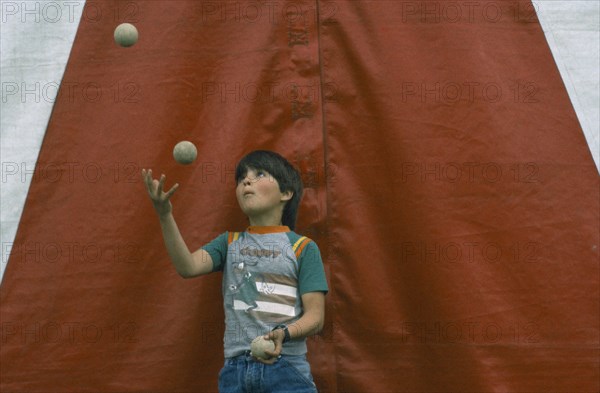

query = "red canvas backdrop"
1;1;598;391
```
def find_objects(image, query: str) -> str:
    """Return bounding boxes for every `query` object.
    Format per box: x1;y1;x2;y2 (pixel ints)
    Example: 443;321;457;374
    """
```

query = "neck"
248;216;283;227
247;210;284;227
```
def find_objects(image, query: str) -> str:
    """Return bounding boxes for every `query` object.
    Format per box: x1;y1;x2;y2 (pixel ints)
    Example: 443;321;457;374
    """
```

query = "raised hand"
141;169;179;217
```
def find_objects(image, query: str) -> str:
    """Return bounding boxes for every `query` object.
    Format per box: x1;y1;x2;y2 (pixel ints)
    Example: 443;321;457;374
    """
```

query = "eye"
256;171;266;178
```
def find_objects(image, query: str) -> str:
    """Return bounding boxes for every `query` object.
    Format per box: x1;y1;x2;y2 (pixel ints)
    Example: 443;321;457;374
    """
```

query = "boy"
142;150;328;392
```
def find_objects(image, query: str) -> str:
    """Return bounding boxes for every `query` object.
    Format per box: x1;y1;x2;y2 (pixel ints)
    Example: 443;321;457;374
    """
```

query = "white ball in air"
173;141;198;165
114;23;138;47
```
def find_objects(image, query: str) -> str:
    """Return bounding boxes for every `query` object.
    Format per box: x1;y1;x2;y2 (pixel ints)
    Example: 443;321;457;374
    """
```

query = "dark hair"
235;150;304;230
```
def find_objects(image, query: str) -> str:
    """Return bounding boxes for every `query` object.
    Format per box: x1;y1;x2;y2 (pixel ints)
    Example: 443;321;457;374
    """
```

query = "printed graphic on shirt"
226;240;300;324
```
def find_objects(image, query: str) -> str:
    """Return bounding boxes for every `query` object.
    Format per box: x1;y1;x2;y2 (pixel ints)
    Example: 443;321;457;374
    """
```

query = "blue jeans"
218;351;318;393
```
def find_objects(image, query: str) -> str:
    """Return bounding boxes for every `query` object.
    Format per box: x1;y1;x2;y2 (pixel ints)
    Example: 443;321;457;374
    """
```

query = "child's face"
236;167;291;224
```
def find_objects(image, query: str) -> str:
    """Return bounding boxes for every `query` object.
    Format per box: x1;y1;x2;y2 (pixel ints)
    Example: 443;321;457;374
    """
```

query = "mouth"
243;191;254;196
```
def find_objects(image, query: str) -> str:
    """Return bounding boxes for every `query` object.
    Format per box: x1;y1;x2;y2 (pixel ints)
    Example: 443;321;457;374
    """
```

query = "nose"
242;175;252;186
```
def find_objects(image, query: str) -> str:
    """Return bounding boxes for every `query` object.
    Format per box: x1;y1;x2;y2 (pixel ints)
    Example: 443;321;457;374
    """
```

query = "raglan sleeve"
200;232;228;272
297;240;329;296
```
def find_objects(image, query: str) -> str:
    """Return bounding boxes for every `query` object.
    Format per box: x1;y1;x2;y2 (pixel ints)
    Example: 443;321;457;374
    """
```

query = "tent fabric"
1;1;598;392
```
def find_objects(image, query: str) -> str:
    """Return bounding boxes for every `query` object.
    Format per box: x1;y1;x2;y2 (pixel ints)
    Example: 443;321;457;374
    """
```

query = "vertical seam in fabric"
315;0;331;208
315;1;339;390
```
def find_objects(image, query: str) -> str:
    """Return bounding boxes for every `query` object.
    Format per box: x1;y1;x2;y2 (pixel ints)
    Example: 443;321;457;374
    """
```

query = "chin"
238;204;257;216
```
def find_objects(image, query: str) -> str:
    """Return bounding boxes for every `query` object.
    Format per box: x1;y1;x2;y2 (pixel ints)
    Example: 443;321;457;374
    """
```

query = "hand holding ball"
173;141;198;165
114;23;138;47
251;336;275;360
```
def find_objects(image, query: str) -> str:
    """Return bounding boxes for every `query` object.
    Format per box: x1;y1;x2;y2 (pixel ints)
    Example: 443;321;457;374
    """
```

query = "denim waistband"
226;350;282;363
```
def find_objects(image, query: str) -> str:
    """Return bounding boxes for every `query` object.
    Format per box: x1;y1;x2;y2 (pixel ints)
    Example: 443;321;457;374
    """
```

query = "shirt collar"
246;226;290;234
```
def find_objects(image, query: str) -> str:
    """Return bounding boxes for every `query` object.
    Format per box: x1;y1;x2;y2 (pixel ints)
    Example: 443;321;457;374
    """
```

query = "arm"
158;212;214;278
142;169;214;278
259;291;326;364
287;292;326;339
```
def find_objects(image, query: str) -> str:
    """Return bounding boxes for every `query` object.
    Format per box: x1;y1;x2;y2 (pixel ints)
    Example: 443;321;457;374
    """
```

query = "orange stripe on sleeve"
294;237;311;259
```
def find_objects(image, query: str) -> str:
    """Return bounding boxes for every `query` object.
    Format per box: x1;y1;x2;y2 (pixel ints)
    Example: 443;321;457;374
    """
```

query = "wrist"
272;324;290;343
158;210;173;221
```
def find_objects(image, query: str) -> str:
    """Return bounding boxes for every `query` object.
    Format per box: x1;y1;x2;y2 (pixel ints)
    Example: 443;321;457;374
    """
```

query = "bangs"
235;152;284;185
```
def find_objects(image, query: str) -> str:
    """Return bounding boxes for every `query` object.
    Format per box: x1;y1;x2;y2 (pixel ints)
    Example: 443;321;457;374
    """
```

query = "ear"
280;190;293;202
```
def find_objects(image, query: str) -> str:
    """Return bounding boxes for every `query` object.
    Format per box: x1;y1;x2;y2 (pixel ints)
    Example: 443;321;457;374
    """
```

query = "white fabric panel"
233;300;297;317
536;0;600;170
1;0;85;283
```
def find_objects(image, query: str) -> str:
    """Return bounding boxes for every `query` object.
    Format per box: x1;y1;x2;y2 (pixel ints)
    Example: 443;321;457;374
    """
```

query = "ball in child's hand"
114;23;138;47
251;336;275;360
173;141;197;165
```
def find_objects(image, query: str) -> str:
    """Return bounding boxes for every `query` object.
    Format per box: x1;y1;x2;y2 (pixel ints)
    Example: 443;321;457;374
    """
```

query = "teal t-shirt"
201;225;328;358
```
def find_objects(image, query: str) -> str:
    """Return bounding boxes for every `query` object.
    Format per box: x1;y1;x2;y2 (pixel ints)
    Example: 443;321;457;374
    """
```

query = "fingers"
143;169;159;198
165;183;179;198
251;332;283;365
157;175;179;200
142;169;157;189
141;169;147;188
141;169;179;199
264;331;279;341
262;333;282;360
157;174;166;195
264;346;281;360
253;347;280;365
